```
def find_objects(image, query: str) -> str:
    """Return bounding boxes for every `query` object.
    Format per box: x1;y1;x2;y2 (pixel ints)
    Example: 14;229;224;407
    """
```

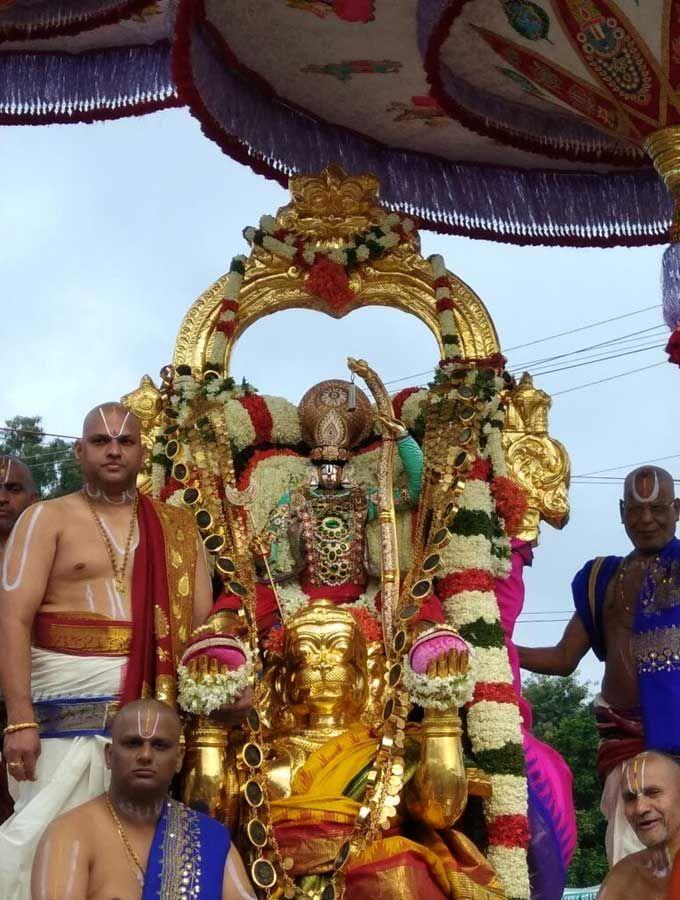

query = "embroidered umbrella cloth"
2;0;679;247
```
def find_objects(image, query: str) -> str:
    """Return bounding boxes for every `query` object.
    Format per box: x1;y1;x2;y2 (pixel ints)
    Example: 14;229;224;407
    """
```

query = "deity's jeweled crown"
298;379;373;463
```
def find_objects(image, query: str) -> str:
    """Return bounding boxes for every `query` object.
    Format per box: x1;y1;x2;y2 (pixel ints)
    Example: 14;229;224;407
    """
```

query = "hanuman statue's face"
284;601;368;720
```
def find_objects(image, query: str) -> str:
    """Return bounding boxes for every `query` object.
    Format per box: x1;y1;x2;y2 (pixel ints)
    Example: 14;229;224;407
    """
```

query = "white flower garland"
470;646;514;685
487;846;531;899
443;590;500;627
467;700;523;751
275;579;381;624
402;655;475;711
485;774;528;820
441;533;495;573
177;643;254;716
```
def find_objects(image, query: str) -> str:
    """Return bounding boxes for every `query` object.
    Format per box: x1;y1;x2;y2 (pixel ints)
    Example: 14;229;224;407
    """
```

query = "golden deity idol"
127;167;574;898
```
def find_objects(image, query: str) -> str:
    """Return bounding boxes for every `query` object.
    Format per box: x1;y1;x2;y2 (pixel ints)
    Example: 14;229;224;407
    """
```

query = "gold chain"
83;490;139;599
105;792;145;891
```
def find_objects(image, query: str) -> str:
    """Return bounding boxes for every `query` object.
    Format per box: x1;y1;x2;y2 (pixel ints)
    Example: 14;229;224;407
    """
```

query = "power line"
510;324;666;372
0;426;79;441
383;303;662;388
513;341;663;379
503;304;660;353
552;361;665;396
575;453;680;478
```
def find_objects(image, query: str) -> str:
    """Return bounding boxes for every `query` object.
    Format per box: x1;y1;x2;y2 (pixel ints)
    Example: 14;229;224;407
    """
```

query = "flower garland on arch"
241;212;415;312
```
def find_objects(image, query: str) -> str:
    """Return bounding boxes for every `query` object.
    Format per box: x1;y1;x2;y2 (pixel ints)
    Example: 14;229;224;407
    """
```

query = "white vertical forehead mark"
1;459;12;485
632;470;660;503
1;504;43;591
138;708;160;739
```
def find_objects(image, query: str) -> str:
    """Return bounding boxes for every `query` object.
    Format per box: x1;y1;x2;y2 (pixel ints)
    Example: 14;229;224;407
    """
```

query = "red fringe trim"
423;0;649;169
0;0;151;44
170;1;663;248
488;814;531;849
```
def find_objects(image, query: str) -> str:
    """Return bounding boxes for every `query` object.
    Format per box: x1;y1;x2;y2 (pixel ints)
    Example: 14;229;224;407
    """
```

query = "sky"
2;105;678;688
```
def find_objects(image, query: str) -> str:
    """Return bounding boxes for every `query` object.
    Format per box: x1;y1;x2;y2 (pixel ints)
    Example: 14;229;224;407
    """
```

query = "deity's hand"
3;728;41;782
212;685;253;727
376;414;408;441
426;648;470;678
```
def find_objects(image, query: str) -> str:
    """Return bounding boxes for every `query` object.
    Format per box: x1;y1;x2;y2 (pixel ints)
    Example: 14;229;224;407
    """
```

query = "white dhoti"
600;760;645;866
0;647;125;900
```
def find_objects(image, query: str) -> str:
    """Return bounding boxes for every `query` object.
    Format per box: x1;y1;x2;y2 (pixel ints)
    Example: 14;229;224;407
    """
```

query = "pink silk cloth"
495;540;577;871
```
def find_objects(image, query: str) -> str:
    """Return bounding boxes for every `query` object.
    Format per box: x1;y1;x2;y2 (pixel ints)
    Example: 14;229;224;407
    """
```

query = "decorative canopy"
3;0;680;245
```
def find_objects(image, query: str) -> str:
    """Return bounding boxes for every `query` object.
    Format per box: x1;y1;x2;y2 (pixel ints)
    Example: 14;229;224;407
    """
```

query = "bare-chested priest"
0;403;217;898
0;455;38;558
0;456;38;824
517;466;680;866
31;699;255;900
598;751;680;898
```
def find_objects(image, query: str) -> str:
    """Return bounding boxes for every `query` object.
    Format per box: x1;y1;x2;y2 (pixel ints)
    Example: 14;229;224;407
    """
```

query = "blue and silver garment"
143;798;231;899
632;537;680;752
0;696;117;739
572;538;680;753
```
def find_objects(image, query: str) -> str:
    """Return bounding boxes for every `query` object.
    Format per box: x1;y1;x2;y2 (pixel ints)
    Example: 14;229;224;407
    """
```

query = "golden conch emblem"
298;379;373;456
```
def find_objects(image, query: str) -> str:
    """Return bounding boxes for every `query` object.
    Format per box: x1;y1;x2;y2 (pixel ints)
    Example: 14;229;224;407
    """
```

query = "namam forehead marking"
137;707;161;740
98;406;131;439
631;470;660;504
0;458;12;484
624;752;648;796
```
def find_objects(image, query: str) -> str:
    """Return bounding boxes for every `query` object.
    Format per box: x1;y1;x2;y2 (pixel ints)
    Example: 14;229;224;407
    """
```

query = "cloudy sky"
2;106;677;686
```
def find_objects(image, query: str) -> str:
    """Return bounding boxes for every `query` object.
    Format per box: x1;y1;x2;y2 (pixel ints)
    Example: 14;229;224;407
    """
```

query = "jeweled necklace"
105;792;145;892
83;489;139;600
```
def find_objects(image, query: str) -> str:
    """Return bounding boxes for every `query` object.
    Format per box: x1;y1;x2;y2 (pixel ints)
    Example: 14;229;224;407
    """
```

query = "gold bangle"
3;722;39;736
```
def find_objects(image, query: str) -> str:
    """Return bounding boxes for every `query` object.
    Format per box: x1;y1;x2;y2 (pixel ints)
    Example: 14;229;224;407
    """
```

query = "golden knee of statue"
182;601;505;899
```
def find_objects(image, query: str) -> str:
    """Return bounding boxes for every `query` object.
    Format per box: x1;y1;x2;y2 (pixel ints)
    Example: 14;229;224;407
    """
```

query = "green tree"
0;415;82;499
523;673;608;887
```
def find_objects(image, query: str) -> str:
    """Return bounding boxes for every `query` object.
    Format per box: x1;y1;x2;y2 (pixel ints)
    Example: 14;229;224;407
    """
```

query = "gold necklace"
105;792;145;890
84;490;139;600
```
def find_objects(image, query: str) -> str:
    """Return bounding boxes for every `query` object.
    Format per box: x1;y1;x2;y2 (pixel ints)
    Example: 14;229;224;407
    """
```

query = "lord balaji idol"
122;166;572;900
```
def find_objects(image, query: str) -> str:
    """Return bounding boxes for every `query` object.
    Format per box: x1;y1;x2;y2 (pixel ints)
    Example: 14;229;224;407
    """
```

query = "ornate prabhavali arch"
121;165;577;899
124;165;569;545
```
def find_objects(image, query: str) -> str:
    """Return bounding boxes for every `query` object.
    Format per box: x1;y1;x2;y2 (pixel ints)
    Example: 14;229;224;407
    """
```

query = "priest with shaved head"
30;699;254;899
0;403;217;899
517;466;680;867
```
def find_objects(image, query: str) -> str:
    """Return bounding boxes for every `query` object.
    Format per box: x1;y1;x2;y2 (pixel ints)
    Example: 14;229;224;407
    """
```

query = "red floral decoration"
348;606;382;642
392;386;424;419
487;814;531;849
305;257;355;311
472;682;520;706
238;394;273;444
491;476;528;538
159;476;186;502
467;457;492;482
437;569;496;598
665;326;680;366
265;625;285;655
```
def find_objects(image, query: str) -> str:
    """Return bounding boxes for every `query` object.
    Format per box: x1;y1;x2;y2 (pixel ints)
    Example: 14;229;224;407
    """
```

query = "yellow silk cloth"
270;724;506;899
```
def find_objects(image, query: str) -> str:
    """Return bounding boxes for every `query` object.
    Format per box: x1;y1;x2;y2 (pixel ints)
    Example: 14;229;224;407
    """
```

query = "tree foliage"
0;415;82;499
524;673;608;887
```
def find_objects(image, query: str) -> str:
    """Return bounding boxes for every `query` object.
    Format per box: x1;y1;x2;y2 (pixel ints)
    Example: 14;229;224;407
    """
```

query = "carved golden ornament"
501;373;570;543
298;379;373;454
171;165;499;367
121;374;163;495
645;126;680;242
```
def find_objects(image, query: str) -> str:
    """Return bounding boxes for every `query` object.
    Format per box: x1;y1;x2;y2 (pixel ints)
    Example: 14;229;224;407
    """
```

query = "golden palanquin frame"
124;166;570;542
